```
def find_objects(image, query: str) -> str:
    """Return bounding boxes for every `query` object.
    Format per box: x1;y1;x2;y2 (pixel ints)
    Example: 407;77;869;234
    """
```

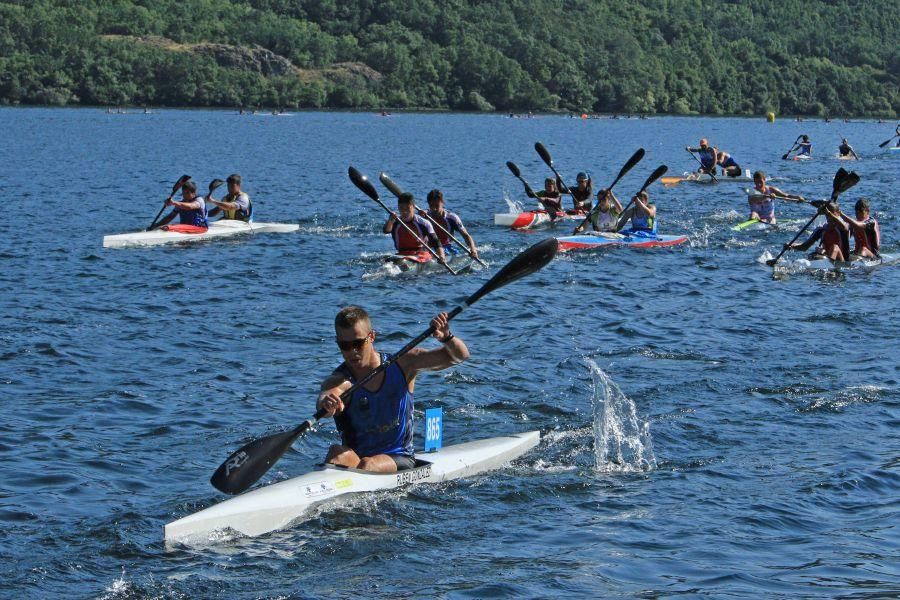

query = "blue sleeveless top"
334;352;414;458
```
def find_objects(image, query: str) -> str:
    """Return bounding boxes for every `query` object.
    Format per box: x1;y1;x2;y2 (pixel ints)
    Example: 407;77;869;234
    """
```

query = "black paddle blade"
172;174;191;194
535;142;553;167
466;238;558;306
506;161;521;178
809;199;827;209
639;165;668;192
210;421;313;494
832;170;859;198
379;172;405;198
618;148;645;179
208;178;225;193
348;166;379;201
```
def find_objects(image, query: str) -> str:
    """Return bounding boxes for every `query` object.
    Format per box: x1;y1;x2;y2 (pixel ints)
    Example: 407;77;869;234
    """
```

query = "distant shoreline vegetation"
2;1;897;118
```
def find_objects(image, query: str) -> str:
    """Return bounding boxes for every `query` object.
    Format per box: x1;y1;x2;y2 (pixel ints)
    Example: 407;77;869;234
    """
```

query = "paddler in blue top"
154;179;208;230
797;135;812;157
685;138;717;176
425;189;479;260
317;306;469;472
747;170;805;224
617;191;656;234
383;193;446;263
715;147;742;177
207;173;252;221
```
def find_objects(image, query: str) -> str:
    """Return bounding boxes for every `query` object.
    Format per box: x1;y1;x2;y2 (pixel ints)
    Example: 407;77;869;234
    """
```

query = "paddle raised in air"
572;148;644;234
147;174;191;231
210;237;560;495
348;166;457;276
765;168;860;267
378;172;487;268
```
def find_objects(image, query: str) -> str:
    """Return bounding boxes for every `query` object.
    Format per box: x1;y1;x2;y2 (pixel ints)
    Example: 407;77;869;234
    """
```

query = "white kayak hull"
164;430;540;543
103;221;299;248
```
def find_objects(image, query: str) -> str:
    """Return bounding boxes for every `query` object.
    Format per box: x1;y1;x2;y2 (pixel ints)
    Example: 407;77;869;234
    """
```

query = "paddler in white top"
747;170;805;224
572;188;623;234
383;193;446;263
317;305;469;473
154;179;209;230
426;189;479;259
207;173;252;221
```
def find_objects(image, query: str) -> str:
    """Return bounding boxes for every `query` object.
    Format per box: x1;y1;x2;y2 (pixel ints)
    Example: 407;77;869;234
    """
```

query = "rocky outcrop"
192;43;295;77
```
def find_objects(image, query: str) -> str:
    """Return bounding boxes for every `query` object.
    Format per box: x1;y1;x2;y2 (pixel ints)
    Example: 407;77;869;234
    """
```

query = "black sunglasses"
336;332;372;351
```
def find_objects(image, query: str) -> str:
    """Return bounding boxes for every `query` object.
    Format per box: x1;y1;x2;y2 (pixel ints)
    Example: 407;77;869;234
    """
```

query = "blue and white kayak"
557;231;688;252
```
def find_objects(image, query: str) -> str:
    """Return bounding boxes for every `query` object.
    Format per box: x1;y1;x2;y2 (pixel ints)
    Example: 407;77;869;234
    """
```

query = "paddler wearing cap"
567;172;593;212
685;138;717;176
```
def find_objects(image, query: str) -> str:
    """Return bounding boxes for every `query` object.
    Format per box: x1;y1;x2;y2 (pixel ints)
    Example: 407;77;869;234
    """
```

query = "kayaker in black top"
207;173;252;221
526;177;564;216
567;172;593;212
838;138;859;159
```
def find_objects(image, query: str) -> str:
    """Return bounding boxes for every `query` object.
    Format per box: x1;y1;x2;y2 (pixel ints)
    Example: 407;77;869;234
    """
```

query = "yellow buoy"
766;112;775;122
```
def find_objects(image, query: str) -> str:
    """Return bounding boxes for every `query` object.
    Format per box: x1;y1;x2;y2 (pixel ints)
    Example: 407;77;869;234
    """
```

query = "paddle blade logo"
224;451;249;476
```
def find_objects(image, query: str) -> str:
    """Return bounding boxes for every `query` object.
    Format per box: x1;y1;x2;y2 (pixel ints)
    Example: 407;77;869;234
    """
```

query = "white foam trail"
586;359;656;473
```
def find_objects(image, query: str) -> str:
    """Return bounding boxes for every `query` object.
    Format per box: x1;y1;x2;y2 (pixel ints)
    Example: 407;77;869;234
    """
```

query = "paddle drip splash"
502;191;525;214
587;359;656;472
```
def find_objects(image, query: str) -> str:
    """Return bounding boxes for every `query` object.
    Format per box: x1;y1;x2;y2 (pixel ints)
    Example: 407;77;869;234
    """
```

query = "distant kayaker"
617;191;656;233
838;138;859;159
207;173;252;222
526;177;564;216
715;148;742;177
567;172;593;212
154;179;208;230
797;135;812;157
425;189;479;259
747;171;805;224
685;138;717;175
838;198;880;259
784;201;849;261
573;188;622;234
383;193;446;262
317;305;469;472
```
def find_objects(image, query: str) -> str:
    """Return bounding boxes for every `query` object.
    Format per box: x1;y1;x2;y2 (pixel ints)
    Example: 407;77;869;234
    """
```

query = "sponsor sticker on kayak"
396;465;432;486
303;481;335;498
335;478;352;490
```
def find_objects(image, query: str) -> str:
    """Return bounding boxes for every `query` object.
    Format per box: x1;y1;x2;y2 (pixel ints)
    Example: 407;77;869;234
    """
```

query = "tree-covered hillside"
1;0;897;116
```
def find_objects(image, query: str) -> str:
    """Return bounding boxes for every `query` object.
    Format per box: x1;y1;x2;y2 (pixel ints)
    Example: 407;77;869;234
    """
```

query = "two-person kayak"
164;430;540;543
103;220;300;248
557;231;688;252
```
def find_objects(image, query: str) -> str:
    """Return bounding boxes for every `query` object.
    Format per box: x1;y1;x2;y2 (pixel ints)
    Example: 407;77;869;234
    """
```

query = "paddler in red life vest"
154;179;209;230
838;198;881;259
317;305;469;473
207;173;252;221
748;170;805;225
425;189;479;260
382;192;446;263
784;201;850;261
526;177;564;216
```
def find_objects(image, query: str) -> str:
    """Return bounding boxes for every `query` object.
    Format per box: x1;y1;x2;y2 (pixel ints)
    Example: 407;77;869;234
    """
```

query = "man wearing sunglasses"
316;305;468;473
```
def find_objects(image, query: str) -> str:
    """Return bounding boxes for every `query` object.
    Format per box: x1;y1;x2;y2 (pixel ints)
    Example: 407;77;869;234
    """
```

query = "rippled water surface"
2;108;898;598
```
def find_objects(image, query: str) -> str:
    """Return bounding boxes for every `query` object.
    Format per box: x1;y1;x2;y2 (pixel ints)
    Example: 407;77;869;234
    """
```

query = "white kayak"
164;430;540;543
661;169;754;186
774;253;898;274
103;220;299;248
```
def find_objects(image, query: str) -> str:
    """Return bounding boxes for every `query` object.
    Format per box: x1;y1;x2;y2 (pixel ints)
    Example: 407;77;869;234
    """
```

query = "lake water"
2;108;898;598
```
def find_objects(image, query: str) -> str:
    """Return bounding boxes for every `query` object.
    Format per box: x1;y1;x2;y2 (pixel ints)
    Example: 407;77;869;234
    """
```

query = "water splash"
586;359;656;472
502;190;525;213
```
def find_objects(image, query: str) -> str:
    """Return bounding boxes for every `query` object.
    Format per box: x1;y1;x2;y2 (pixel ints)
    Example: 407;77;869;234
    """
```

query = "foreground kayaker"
838;138;859;159
207;173;252;221
573;188;623;234
618;191;656;233
747;171;805;224
784;201;849;261
685;139;717;175
154;180;209;230
317;306;469;472
425;189;479;259
838;198;880;259
383;193;446;263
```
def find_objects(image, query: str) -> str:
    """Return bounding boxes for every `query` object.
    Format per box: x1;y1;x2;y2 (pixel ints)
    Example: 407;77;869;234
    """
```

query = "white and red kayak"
103;220;299;248
494;209;586;229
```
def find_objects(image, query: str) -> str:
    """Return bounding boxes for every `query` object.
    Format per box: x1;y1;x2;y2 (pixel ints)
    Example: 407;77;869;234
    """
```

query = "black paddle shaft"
147;174;191;231
209;237;559;495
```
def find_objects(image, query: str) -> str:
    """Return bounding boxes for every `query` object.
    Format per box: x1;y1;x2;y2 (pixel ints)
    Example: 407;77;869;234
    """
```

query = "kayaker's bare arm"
398;312;469;376
317;373;352;417
768;186;805;202
383;214;396;234
458;226;479;258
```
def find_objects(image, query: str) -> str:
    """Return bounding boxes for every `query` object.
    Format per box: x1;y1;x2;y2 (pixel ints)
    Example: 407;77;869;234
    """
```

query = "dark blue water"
2;108;898;599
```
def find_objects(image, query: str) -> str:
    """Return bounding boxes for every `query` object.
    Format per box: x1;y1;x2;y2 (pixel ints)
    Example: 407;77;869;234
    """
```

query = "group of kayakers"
686;138;742;177
153;174;252;231
382;188;479;265
785;197;881;262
